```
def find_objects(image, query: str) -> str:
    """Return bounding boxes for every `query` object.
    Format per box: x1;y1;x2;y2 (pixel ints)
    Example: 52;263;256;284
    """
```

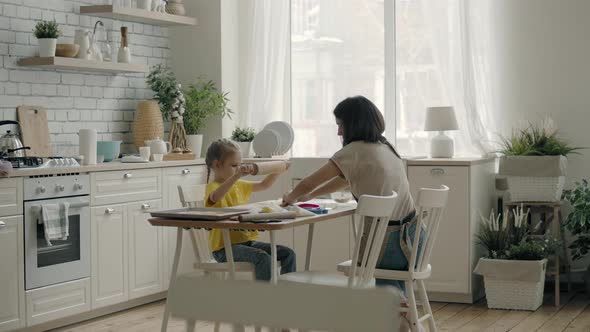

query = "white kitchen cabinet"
91;204;128;308
0;178;22;217
407;158;495;303
25;278;90;326
0;216;25;332
128;199;164;300
91;169;162;206
162;165;208;286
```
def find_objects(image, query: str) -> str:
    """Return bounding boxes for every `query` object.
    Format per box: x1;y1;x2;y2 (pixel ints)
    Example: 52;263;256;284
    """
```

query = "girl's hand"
237;164;255;177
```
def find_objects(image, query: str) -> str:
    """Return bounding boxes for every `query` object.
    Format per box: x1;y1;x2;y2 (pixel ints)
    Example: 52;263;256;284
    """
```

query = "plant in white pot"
562;179;590;296
474;206;560;310
183;80;232;157
498;117;581;202
34;20;61;57
231;127;256;158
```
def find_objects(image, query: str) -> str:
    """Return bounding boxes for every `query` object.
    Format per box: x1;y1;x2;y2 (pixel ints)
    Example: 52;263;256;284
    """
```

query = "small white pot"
236;141;252;158
38;38;57;57
187;134;203;157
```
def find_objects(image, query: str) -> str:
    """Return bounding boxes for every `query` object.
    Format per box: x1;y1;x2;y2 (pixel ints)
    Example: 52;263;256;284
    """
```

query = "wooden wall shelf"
80;5;197;26
17;57;148;74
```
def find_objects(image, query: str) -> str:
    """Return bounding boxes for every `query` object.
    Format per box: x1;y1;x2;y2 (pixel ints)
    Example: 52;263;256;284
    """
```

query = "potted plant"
231;127;256;158
33;20;61;57
184;79;232;157
562;179;590;295
474;206;559;310
498;117;581;202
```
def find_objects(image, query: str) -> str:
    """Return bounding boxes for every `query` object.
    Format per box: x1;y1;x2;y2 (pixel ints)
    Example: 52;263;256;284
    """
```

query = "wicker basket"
133;100;164;150
506;176;565;202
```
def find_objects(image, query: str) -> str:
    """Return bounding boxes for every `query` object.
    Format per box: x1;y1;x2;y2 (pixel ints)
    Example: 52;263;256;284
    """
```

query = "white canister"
79;129;97;165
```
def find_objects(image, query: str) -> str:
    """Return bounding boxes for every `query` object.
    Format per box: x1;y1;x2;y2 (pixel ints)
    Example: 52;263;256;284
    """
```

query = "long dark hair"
333;96;400;158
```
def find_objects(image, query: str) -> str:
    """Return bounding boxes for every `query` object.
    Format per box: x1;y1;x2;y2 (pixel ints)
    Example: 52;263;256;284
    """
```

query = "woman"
282;96;421;291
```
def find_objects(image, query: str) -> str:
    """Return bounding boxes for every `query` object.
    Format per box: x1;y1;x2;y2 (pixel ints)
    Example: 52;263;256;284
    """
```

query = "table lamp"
424;106;459;158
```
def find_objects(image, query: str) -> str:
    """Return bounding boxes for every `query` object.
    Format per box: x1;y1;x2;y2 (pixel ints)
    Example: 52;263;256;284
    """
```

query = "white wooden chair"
167;274;400;332
337;185;449;332
279;192;398;289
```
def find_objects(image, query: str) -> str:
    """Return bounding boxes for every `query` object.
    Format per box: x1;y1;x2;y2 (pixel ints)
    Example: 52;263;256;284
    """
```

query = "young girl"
205;138;296;281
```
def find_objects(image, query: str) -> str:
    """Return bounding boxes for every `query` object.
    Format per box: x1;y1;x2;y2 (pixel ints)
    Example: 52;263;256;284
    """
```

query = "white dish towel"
41;202;70;246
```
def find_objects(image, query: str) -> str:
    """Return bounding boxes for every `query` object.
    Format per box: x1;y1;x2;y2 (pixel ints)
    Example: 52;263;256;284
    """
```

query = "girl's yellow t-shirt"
205;180;258;252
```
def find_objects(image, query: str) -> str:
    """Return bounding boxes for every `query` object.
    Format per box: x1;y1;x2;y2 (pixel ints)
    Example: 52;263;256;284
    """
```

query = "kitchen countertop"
405;156;496;166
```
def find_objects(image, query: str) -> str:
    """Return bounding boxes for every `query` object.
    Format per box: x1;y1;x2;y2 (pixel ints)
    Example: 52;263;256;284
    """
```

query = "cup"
139;146;151;161
152;153;163;162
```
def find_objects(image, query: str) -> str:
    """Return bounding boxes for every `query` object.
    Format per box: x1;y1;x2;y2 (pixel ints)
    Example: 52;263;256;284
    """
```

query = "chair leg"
186;319;196;332
417;280;437;332
254;327;262;332
213;322;221;332
405;281;420;332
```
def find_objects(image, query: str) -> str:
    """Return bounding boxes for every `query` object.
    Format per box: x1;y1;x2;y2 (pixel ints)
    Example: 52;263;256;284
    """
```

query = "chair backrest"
168;276;399;332
409;185;449;273
349;191;398;288
177;184;212;264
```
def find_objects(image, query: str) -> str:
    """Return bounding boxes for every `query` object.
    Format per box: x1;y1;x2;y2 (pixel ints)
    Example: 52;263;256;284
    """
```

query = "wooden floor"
49;291;590;332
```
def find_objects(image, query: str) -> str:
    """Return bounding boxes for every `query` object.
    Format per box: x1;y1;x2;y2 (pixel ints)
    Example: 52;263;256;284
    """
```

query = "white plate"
264;121;294;155
252;129;281;158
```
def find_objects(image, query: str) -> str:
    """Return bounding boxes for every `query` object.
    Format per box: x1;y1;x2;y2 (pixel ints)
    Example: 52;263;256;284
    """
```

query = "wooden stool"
506;201;571;306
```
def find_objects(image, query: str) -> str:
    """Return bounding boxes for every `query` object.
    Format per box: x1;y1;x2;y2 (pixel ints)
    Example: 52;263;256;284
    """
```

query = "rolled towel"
238;211;297;222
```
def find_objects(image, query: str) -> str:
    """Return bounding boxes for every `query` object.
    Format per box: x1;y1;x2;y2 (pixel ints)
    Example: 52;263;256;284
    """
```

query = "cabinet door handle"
0;221;5;228
105;208;116;214
181;168;190;175
141;203;151;210
124;173;133;179
430;168;445;175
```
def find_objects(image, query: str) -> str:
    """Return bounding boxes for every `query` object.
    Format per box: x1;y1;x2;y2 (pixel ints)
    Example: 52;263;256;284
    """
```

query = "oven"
24;174;90;290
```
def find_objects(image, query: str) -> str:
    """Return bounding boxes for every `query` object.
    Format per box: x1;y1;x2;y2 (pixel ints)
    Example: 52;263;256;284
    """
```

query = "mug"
139;146;150;161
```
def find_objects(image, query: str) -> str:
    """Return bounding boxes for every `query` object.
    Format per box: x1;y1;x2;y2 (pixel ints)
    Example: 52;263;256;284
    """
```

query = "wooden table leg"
553;206;560;307
161;227;183;332
305;224;315;271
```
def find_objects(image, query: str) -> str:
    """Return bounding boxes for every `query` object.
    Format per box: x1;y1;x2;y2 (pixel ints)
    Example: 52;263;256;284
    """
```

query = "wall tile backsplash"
0;0;170;154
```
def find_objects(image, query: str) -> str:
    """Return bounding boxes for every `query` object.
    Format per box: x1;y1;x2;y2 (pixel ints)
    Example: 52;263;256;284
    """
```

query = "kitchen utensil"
117;27;131;63
74;29;91;60
0;120;25;157
96;141;122;162
55;44;80;57
17;106;51;157
249;161;288;175
252;129;280;158
79;129;97;165
145;137;171;156
263;121;294;155
139;146;151;161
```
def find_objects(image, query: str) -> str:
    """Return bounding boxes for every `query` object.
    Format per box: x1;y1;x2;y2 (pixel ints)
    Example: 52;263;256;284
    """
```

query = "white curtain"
237;0;291;131
396;0;497;156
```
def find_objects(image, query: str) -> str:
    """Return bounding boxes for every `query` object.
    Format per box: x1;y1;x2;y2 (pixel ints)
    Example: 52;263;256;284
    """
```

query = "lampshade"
424;106;459;131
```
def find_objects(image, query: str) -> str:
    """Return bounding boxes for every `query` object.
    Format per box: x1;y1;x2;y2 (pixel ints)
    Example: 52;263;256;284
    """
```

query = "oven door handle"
31;202;90;214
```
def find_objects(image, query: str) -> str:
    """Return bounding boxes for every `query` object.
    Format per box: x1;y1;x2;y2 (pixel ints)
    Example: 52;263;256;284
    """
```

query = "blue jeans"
212;241;297;281
375;222;424;294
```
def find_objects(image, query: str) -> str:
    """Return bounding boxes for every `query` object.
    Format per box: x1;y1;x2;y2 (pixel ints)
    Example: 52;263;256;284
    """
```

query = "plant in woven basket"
505;236;560;261
498;117;581;156
562;179;590;261
183;79;232;135
476;210;510;259
231;127;256;142
33;20;61;39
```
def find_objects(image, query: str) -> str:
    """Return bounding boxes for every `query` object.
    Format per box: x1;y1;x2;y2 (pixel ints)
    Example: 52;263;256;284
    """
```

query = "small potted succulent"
231;127;256;158
33;20;61;57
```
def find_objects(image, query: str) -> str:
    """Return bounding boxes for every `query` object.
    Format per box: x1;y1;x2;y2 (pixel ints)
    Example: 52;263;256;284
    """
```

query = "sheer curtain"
395;0;497;157
237;0;291;131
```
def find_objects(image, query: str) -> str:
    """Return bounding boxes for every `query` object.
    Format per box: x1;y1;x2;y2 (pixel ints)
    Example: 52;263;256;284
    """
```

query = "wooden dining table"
148;200;357;332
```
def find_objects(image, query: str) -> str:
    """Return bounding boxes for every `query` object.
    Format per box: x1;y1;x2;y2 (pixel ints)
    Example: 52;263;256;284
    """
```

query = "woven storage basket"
484;272;546;310
506;176;565;202
133;100;164;149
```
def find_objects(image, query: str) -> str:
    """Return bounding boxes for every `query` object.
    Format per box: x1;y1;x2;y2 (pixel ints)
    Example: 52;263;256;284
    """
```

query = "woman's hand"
296;193;312;203
281;192;296;206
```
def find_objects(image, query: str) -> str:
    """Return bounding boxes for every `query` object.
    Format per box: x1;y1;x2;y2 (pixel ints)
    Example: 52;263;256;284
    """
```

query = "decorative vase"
166;0;186;15
133;100;164;150
187;134;203;158
38;38;57;57
236;141;251;158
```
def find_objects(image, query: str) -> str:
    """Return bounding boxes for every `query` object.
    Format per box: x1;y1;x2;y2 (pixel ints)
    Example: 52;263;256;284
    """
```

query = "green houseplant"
183;79;232;157
562;179;590;295
474;208;558;310
33;20;61;57
231;127;256;157
498;117;581;202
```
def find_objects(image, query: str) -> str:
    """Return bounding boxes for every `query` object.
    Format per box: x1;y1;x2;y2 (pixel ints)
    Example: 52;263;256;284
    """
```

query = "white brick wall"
0;0;169;154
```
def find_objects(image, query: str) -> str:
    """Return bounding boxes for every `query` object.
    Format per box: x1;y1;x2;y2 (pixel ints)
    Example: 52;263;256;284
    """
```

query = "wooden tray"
163;153;196;161
150;207;250;221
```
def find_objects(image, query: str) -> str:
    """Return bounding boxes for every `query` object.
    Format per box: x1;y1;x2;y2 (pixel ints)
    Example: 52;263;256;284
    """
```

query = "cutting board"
17;106;51;157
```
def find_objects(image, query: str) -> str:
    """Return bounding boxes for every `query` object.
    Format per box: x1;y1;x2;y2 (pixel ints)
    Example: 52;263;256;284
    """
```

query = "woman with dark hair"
282;95;421;294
